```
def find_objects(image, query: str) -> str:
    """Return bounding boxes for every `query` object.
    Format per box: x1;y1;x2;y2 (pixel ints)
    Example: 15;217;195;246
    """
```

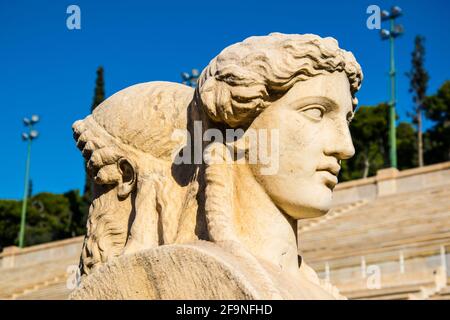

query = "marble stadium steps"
2;180;448;300
298;199;369;233
15;279;71;300
345;279;450;300
299;184;450;262
344;282;429;300
430;287;450;300
0;256;77;300
339;268;449;300
299;183;450;300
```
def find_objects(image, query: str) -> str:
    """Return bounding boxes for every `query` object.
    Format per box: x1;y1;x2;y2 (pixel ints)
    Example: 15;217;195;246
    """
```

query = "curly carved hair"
197;33;363;128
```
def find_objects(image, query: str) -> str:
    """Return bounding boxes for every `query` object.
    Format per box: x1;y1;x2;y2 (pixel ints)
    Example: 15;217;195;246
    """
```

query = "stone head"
72;81;194;274
197;33;363;219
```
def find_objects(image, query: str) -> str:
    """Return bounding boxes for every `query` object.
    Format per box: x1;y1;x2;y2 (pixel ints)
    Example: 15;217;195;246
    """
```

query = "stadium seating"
1;162;449;299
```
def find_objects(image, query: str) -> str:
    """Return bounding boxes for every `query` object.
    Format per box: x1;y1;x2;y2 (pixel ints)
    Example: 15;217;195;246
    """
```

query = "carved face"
248;72;355;219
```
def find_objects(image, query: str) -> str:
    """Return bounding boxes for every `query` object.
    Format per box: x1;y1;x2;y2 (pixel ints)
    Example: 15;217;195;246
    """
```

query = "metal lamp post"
19;115;39;248
181;69;200;88
380;6;404;169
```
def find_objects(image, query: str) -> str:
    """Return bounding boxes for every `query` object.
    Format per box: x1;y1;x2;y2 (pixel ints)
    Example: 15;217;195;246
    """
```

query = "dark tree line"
0;67;105;250
423;81;450;163
406;36;429;167
0;191;86;249
341;86;449;181
340;35;449;181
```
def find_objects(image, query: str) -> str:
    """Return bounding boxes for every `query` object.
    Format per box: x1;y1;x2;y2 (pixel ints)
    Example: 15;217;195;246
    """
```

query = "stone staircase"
429;282;450;300
15;277;71;300
1;163;449;300
300;184;450;261
0;238;82;300
300;182;450;300
298;199;368;233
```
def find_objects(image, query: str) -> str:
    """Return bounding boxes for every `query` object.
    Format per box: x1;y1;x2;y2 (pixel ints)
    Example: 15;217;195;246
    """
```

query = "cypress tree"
91;66;105;112
406;36;429;167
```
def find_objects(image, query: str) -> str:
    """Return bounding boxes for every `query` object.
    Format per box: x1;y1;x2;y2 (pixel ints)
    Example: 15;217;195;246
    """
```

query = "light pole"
19;115;39;248
380;6;404;169
181;69;200;88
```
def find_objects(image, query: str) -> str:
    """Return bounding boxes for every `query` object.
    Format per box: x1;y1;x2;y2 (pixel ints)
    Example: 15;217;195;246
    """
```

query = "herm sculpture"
70;33;363;299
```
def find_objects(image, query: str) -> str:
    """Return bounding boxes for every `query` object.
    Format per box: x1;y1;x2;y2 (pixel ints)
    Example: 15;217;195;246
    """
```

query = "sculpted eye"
301;105;325;121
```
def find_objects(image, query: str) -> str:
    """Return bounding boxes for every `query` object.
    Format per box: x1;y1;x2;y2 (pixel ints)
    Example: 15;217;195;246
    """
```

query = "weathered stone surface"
70;241;339;299
70;33;363;299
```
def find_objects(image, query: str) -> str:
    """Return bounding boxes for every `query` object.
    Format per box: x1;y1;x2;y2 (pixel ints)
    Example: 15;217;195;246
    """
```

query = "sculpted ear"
117;158;136;199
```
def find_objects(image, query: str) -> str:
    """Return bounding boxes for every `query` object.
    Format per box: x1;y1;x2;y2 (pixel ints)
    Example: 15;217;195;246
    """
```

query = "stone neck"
232;164;300;276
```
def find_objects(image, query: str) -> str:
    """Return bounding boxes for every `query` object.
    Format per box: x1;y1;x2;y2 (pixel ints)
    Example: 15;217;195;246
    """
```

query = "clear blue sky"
0;0;449;199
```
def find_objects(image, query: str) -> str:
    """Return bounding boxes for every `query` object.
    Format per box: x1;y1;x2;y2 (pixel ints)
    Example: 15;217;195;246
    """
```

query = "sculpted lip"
316;163;340;189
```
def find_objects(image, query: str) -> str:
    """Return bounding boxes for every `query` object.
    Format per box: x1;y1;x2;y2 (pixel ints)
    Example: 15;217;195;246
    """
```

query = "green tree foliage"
406;35;429;167
64;189;89;237
424;80;450;163
341;104;418;181
0;200;21;250
341;103;389;181
0;190;86;250
397;122;417;170
91;66;105;112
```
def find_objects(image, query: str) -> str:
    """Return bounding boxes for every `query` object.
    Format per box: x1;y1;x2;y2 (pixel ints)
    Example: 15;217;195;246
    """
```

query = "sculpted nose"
325;121;355;160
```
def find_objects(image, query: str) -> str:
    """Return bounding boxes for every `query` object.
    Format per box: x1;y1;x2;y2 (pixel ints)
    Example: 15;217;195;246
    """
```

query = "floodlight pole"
181;69;199;88
19;119;37;248
388;18;398;169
